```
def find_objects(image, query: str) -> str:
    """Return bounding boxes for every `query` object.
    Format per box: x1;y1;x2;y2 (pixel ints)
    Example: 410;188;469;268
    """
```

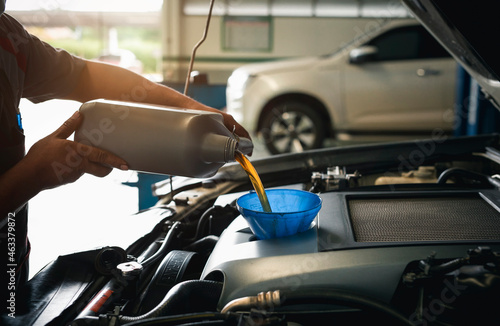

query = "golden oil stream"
235;151;272;212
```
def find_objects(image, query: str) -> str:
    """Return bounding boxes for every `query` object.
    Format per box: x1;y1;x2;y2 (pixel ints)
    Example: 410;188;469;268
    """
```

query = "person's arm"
64;59;251;140
0;111;128;218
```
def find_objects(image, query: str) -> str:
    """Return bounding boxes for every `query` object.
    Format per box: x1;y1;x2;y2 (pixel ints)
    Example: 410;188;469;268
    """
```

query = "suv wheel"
260;100;326;155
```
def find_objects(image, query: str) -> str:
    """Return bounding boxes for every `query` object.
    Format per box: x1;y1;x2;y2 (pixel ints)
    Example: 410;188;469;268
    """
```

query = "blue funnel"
236;189;322;239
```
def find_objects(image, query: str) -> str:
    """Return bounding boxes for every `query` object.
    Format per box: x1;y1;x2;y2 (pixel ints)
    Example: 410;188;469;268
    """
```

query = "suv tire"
260;99;326;154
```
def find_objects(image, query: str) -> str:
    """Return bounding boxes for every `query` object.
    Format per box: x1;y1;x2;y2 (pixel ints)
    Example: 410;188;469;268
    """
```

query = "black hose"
278;288;412;325
140;221;180;267
437;167;489;185
119;280;223;324
420;257;468;275
183;235;219;254
189;207;217;241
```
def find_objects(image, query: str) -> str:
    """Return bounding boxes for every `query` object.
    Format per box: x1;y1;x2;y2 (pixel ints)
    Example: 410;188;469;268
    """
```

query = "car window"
367;25;450;61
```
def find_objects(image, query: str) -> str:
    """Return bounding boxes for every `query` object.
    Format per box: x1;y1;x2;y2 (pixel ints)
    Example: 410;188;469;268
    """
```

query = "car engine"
5;134;500;326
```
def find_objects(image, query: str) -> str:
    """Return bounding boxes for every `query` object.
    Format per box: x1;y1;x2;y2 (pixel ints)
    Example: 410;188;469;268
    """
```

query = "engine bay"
6;134;500;326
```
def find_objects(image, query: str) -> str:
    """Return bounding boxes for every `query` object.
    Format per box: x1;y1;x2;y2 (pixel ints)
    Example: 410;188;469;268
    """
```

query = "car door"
342;25;456;133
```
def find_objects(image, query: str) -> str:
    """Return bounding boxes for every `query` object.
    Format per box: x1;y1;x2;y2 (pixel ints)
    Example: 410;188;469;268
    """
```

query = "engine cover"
202;188;500;309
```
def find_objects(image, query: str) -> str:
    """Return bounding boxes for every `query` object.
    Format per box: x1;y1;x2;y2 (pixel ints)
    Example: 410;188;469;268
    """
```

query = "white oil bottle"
74;99;252;178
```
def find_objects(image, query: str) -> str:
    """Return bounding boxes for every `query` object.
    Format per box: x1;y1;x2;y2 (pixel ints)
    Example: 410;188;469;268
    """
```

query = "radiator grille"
348;196;500;242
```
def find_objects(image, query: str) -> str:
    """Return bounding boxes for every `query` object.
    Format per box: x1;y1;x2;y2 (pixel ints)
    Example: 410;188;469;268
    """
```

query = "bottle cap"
236;137;254;156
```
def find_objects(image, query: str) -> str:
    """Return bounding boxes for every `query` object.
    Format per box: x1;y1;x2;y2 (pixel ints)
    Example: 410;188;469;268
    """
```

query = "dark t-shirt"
0;13;85;314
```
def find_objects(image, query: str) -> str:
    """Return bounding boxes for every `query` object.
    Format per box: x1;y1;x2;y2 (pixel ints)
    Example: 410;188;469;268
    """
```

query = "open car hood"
402;0;500;109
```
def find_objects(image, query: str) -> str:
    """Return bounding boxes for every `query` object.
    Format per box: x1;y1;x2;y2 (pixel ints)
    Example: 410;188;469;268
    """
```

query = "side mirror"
349;46;378;64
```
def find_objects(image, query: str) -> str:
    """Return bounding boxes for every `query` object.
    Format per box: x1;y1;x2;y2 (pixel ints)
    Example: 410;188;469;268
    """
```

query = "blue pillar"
454;65;500;136
122;173;169;211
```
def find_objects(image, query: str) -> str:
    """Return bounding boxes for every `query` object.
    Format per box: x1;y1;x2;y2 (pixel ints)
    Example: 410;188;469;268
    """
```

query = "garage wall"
162;0;413;83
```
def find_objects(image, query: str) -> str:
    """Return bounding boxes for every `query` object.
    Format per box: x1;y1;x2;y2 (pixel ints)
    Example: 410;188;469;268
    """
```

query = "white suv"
226;19;456;155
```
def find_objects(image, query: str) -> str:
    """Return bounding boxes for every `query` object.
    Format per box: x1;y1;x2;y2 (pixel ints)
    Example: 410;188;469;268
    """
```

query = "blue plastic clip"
16;111;23;131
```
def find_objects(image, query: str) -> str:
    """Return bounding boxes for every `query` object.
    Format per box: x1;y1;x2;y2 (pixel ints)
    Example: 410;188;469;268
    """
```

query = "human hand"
25;111;129;190
220;111;251;140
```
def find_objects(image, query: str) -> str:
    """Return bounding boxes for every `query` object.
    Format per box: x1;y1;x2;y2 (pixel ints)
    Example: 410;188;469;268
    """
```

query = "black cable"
119;313;231;326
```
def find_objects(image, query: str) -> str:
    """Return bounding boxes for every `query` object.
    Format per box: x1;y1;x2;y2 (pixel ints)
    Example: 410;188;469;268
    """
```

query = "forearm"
65;60;216;112
65;59;251;140
0;157;43;218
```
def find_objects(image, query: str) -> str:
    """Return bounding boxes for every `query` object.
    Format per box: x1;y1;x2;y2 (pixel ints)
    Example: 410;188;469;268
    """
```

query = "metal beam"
8;10;160;28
